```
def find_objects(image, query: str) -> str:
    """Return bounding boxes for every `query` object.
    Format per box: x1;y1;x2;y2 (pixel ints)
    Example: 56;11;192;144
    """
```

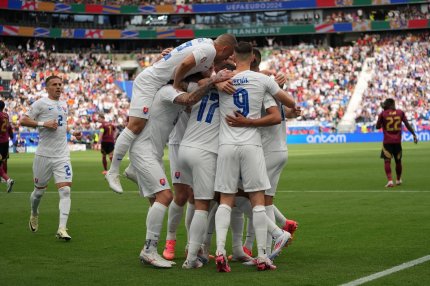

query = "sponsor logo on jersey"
200;57;207;63
143;107;149;114
175;171;181;179
160;178;166;186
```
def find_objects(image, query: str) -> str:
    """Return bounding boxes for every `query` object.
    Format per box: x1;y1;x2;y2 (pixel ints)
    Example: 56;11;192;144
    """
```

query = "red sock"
0;164;9;181
384;160;392;181
102;156;108;171
395;161;402;181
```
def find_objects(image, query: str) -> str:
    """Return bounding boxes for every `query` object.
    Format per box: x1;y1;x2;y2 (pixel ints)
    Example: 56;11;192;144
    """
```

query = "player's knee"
127;117;147;134
58;186;71;199
156;190;173;206
33;187;46;199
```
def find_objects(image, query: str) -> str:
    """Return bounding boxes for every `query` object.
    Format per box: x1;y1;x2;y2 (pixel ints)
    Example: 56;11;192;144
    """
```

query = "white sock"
203;201;218;249
274;205;287;226
145;202;167;253
267;213;283;239
215;204;231;255
166;201;184;240
230;207;245;256
187;210;208;261
185;203;195;245
265;205;275;255
110;128;136;173
30;188;45;216
253;205;268;259
236;196;255;250
58;186;71;229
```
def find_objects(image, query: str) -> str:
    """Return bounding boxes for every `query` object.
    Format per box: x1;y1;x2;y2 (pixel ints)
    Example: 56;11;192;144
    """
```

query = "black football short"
380;143;402;162
0;142;9;161
101;142;115;155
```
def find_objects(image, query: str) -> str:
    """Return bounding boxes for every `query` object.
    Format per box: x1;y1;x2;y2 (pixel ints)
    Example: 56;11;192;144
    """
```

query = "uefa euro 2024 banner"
287;131;430;144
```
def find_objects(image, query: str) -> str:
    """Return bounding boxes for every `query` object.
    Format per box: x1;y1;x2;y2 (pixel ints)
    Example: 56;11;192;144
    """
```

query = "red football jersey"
377;109;407;144
0;112;11;143
101;122;116;143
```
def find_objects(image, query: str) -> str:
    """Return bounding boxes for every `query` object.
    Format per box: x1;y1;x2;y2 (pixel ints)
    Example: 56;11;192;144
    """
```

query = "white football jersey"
181;83;220;154
169;111;190;145
26;97;69;158
147;38;216;84
261;99;288;152
218;70;280;146
131;85;185;159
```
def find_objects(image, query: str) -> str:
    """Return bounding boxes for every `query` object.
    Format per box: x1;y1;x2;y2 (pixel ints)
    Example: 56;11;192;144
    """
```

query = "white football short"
129;143;170;198
169;143;190;185
264;150;288;196
129;71;163;119
33;155;73;187
178;145;216;200
215;145;270;194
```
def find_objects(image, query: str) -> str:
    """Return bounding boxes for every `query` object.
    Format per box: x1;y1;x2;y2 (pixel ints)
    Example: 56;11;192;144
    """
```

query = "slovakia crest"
175;172;181;179
160;178;166;186
143;107;149;114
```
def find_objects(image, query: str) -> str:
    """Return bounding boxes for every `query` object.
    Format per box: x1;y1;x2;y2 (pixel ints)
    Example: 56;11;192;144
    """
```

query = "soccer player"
98;114;116;175
177;62;237;269
106;35;237;194
376;98;418;188
0;100;14;193
163;111;193;260
20;75;82;241
130;69;233;268
214;42;295;272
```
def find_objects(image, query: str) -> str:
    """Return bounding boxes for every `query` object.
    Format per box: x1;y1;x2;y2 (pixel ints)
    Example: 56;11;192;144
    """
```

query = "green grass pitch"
0;142;429;286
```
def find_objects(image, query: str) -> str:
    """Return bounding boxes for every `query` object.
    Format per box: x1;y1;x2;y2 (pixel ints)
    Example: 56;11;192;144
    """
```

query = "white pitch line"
339;255;430;286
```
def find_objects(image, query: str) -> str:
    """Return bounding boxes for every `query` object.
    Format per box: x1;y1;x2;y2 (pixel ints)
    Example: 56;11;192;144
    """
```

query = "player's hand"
211;69;234;84
215;80;236;95
294;106;302;117
161;47;173;56
226;111;251;127
275;72;287;87
413;135;418;144
44;120;58;130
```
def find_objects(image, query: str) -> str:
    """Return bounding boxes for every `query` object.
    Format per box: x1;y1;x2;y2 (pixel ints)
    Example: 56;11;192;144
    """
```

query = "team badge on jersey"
160;178;166;186
143;107;149;114
175;171;181;179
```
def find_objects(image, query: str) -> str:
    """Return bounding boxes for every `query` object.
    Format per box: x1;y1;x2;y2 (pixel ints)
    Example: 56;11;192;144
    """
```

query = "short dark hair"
45;75;61;86
382;98;395;110
234;41;253;55
0;100;4;112
251;48;262;69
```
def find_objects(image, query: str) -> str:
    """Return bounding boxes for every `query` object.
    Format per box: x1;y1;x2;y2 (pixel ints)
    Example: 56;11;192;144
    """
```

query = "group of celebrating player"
18;33;418;273
100;35;300;271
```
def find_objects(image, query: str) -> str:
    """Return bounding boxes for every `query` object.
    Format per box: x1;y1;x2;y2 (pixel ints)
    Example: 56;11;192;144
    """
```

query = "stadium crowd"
0;41;129;138
1;33;429;140
356;33;430;132
263;43;371;133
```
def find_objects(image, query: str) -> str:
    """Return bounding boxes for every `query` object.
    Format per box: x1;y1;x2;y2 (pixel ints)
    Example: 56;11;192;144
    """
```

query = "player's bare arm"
174;69;233;106
285;106;302;118
375;114;383;129
226;106;281;127
20;115;58;130
173;53;198;91
274;72;287;87
215;80;236;95
403;119;418;144
272;89;296;109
